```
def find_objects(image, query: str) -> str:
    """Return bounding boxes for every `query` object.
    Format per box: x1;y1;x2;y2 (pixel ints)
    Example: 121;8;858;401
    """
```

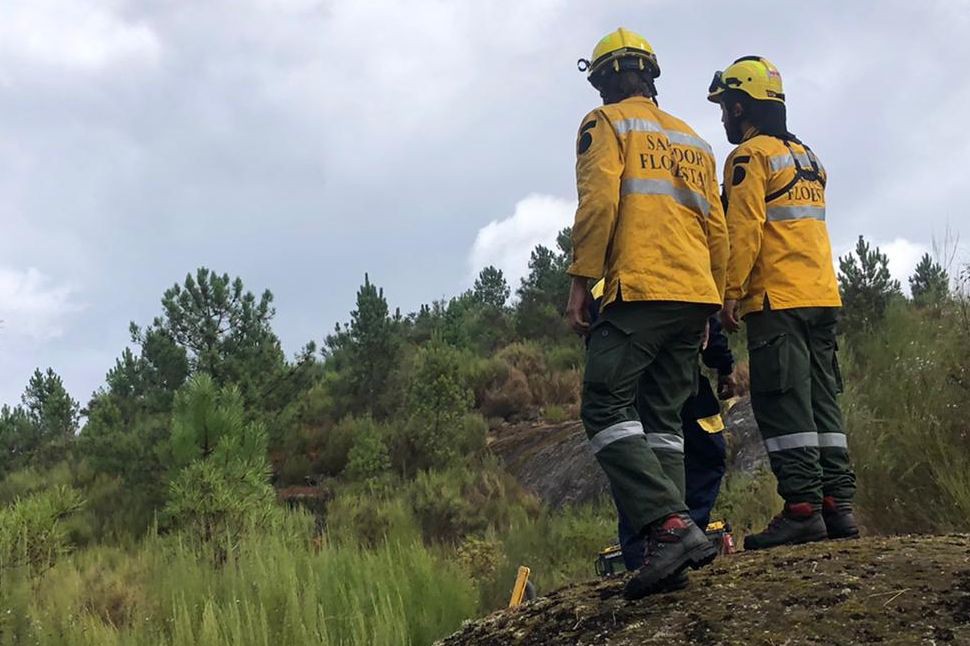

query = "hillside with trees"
2;232;969;645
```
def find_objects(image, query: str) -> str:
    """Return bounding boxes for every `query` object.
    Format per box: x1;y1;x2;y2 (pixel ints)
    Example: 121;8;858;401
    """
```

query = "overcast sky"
1;0;968;408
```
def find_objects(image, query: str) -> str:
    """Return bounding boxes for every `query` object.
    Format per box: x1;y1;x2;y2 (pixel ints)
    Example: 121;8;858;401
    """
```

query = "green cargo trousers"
581;301;715;535
745;306;856;505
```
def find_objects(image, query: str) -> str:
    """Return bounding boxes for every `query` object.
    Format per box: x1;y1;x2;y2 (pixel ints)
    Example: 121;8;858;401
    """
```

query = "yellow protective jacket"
722;133;842;317
567;97;728;308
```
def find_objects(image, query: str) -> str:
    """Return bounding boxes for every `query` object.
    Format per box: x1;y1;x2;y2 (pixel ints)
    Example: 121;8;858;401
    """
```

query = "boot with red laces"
743;502;828;551
623;513;717;601
822;496;859;539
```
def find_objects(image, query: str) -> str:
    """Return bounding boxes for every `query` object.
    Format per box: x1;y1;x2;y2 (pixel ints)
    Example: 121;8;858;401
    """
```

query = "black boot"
823;496;860;539
623;513;717;601
743;502;827;551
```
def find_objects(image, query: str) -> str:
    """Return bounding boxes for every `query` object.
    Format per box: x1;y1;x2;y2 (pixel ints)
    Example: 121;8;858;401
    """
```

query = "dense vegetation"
1;231;967;645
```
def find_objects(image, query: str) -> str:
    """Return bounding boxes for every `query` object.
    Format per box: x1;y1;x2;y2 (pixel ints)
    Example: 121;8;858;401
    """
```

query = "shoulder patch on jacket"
577;120;597;155
732;165;747;186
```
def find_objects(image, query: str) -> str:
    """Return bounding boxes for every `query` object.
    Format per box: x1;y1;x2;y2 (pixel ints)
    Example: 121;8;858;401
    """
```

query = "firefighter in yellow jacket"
565;28;728;599
708;56;858;550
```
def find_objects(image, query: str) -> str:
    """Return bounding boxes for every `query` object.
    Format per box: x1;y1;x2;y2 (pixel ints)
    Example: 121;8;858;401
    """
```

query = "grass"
1;513;477;646
0;489;616;646
841;302;970;534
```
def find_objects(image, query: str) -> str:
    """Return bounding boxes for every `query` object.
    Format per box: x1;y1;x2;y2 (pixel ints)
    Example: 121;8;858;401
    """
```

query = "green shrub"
456;413;488;455
463;356;509;408
496;342;547;376
392;339;473;474
542;404;572;423
279;454;312;486
407;459;536;545
0;485;85;570
324;489;420;549
545;344;585;372
345;420;391;482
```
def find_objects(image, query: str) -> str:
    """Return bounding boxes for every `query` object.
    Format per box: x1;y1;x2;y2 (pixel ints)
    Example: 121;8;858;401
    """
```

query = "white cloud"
0;267;81;341
468;194;575;289
881;238;929;292
0;1;160;73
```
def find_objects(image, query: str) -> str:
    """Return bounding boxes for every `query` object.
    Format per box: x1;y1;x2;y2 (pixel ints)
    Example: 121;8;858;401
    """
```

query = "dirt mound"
489;397;767;509
438;534;970;645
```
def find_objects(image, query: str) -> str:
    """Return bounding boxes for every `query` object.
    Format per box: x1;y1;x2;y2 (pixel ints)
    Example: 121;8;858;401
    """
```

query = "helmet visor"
708;71;725;95
708;70;742;101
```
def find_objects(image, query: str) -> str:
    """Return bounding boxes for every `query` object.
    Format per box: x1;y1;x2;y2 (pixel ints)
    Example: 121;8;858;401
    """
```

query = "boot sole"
685;541;718;570
743;530;828;551
623;543;716;601
655;542;718;591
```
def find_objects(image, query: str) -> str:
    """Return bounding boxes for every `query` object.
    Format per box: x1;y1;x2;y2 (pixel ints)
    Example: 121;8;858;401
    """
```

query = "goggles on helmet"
708;70;742;97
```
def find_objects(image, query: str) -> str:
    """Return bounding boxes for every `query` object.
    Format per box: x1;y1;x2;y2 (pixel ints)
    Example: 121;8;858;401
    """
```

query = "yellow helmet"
707;56;784;103
578;27;660;87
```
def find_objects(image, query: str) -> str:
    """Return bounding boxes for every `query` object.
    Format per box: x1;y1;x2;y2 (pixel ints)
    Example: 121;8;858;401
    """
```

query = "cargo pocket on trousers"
832;340;844;394
584;321;633;389
749;333;791;395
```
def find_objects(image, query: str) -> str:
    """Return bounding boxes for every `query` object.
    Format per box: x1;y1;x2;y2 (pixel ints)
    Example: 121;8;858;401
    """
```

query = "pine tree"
838;236;902;334
472;266;510;310
325;274;402;417
909;253;950;307
515;228;573;341
22;368;79;440
164;374;277;546
136;267;286;411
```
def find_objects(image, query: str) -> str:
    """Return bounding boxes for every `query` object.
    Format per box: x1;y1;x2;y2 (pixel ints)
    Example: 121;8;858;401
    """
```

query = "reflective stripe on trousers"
766;205;826;222
764;432;848;452
589;421;685;454
818;432;848;448
621;178;710;217
589;420;644;454
646;432;684;453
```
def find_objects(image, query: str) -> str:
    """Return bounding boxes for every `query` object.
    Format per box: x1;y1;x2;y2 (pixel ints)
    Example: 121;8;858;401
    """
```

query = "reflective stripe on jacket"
568;97;728;308
722;134;841;317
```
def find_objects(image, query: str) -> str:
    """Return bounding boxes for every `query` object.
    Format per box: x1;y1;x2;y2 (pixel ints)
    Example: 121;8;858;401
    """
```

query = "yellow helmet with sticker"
578;28;660;88
708;56;784;103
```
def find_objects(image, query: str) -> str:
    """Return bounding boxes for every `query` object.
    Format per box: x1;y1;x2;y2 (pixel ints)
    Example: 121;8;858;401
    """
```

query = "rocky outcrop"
488;396;767;509
439;534;970;645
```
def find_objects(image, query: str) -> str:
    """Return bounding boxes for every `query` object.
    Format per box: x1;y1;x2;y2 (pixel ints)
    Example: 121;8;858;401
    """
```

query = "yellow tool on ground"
508;566;533;607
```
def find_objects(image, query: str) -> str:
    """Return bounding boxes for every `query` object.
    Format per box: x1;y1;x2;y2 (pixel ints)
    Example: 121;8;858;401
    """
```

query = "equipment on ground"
708;56;784;103
595;520;735;577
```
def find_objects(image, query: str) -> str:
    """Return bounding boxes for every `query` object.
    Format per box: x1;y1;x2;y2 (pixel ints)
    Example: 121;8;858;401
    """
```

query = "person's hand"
717;372;737;400
565;277;592;336
720;299;741;333
701;319;710;350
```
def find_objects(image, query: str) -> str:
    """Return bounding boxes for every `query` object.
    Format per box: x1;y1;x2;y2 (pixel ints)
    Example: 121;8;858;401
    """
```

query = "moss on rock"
438;535;970;645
